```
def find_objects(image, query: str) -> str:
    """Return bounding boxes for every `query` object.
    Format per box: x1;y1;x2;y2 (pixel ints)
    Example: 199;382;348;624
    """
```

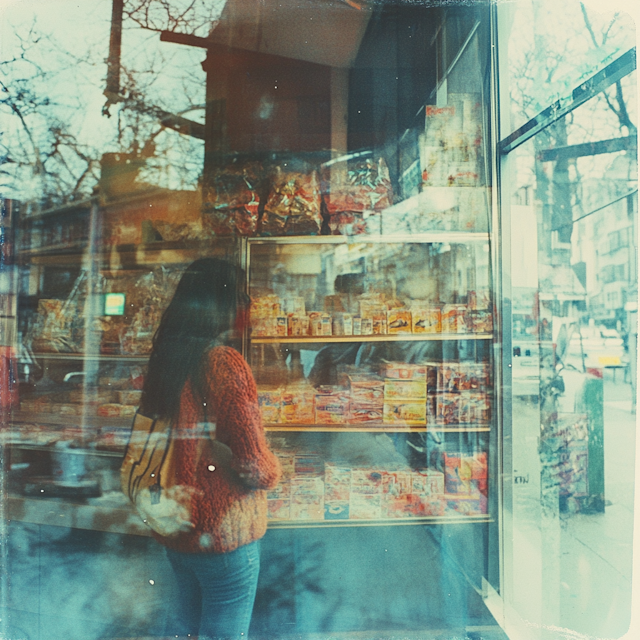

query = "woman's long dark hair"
140;258;243;419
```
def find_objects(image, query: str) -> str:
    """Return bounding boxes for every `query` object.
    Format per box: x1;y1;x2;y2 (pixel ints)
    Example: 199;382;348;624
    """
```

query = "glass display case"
247;234;494;526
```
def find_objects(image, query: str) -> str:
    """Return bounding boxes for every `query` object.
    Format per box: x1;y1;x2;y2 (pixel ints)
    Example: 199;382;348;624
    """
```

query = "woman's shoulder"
205;344;250;373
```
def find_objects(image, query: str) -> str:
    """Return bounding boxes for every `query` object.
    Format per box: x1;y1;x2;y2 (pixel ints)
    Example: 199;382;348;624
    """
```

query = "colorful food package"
326;211;370;236
315;391;350;425
349;374;384;402
382;363;428;382
261;168;322;236
290;477;325;520
267;498;291;520
382;469;413;497
436;393;460;425
444;494;487;516
275;452;296;480
468;392;491;423
469;309;493;333
411;307;442;334
257;387;283;424
384;379;427;401
281;385;316;424
97;403;136;418
202;162;262;236
383;401;427;426
351;468;383;495
324;464;352;502
441;304;467;334
321;157;393;215
387;309;412;334
411;469;445;495
349;401;384;424
294;453;325;476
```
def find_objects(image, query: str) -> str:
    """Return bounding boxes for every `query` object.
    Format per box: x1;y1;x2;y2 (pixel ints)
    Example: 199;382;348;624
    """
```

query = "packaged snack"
261;168;322;236
469;309;493;333
276;316;288;336
257;387;283;424
444;494;487;516
411;469;445;495
436;393;460;425
321;157;393;215
315;393;350;425
201;161;261;236
441;305;466;333
469;392;491;423
324;464;352;502
275;452;296;479
412;307;441;334
382;470;412;497
287;315;303;337
309;312;323;336
387;309;412;334
384;379;427;400
383;401;427;426
349;402;384;424
290;477;325;520
321;315;332;336
349;375;385;402
383;363;428;381
351;468;383;495
360;318;373;335
294;454;324;476
352;317;362;335
281;386;316;424
267;499;291;520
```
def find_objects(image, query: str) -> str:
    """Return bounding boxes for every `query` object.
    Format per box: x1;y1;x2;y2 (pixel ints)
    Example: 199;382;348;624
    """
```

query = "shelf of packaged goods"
4;495;489;535
267;515;491;528
251;333;493;344
4;440;125;457
10;412;132;428
31;352;148;362
265;424;490;433
247;232;490;245
25;239;235;266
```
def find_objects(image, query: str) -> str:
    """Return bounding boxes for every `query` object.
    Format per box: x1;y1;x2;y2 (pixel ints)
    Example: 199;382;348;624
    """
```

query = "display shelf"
10;411;132;428
25;239;234;267
4;441;125;457
4;495;489;535
247;232;490;245
267;515;491;528
31;352;149;362
265;423;490;433
252;333;493;344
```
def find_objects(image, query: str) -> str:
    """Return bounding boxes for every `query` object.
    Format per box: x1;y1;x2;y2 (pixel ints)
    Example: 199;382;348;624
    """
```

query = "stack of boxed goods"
261;167;323;236
320;157;394;235
420;94;483;188
442;451;488;516
257;361;491;428
250;290;492;338
269;453;457;521
314;386;350;425
382;363;428;426
434;363;491;426
348;374;384;424
202;161;262;236
267;451;325;521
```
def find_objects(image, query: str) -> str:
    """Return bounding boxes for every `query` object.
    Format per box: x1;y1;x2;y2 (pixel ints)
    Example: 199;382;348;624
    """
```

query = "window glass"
505;0;636;132
507;65;637;638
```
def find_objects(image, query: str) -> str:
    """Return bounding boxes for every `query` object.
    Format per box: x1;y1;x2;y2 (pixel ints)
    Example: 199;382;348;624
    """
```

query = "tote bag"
120;411;201;538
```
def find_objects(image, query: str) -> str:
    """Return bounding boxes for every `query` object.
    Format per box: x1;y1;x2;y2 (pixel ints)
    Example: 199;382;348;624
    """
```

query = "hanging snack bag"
261;167;322;236
202;162;262;236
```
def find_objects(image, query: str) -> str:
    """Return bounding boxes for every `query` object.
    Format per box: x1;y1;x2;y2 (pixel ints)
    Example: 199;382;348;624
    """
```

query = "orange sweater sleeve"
205;346;281;490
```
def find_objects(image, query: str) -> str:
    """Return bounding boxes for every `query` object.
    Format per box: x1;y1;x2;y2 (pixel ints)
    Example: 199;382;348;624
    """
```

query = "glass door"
496;1;637;638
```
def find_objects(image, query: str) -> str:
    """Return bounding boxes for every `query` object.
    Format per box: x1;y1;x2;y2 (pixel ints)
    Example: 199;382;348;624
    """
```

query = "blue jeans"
165;540;260;640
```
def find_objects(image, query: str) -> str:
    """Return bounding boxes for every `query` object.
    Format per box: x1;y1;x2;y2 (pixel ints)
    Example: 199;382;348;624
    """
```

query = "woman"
139;257;281;640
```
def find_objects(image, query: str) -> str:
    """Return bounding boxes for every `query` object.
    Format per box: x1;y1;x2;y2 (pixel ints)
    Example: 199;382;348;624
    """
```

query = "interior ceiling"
208;0;372;68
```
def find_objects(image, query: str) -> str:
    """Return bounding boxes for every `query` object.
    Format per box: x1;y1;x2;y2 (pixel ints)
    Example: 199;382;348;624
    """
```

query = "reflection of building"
574;154;638;331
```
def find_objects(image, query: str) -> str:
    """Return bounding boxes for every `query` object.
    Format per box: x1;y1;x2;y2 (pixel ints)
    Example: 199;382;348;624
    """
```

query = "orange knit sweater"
155;346;281;554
